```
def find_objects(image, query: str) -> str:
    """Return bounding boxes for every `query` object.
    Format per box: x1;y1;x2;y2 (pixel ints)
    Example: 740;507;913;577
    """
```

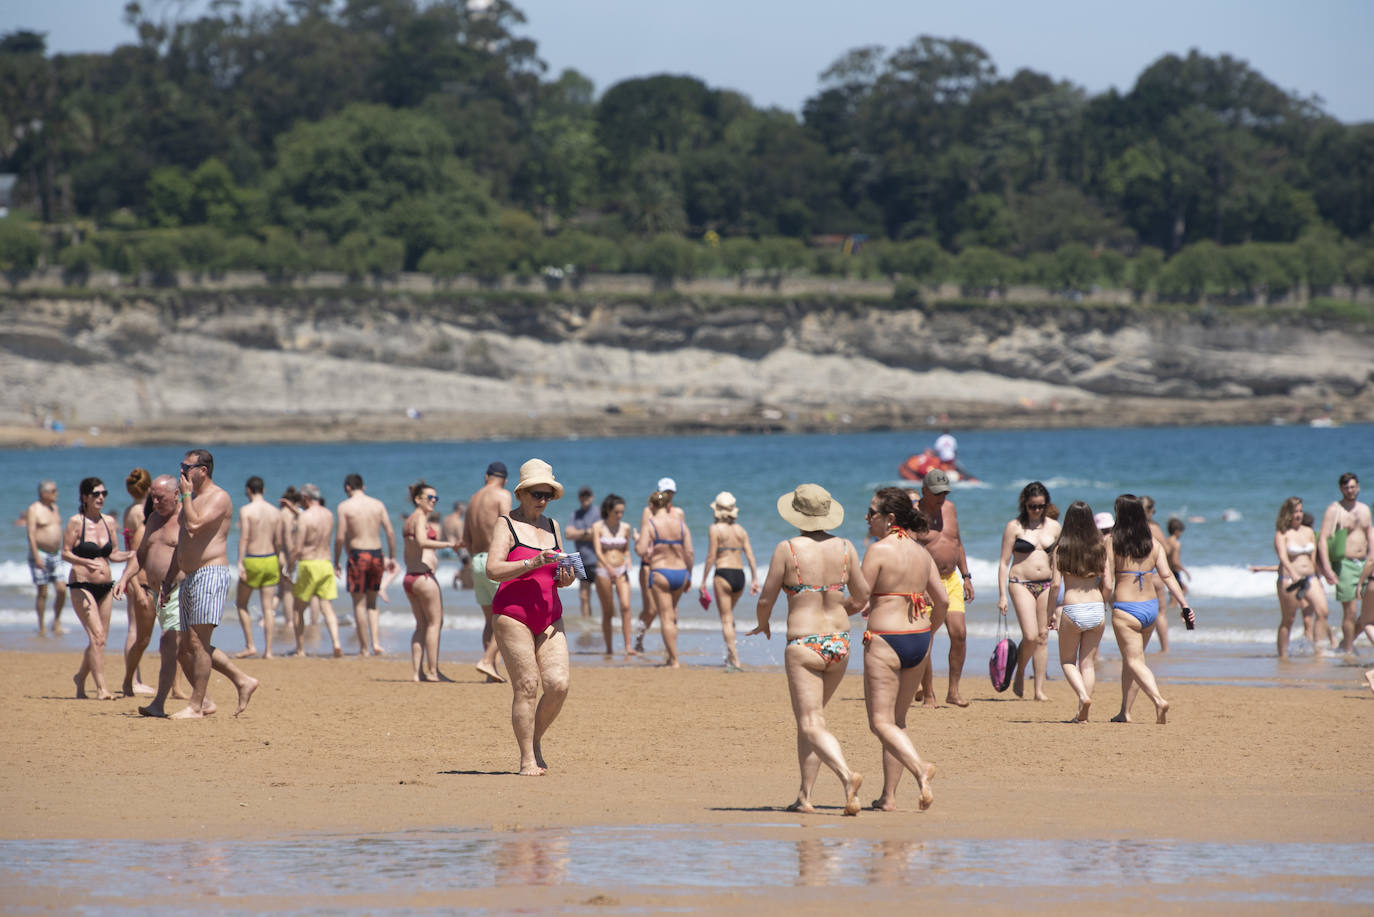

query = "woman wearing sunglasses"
484;459;577;775
402;480;459;682
63;477;133;700
996;481;1061;701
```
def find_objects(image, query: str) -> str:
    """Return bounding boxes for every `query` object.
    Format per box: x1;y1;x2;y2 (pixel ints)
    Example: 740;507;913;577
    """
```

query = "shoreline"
3;650;1370;844
1;392;1367;449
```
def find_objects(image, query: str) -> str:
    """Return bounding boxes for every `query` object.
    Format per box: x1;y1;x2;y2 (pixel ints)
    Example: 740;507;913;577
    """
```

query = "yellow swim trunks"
942;568;966;614
293;558;338;602
242;553;280;589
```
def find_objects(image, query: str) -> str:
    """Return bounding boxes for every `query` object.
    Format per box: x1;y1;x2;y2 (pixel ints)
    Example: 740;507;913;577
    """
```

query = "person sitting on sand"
699;491;760;671
1273;496;1330;657
1108;494;1193;725
860;486;945;812
63;477;134;700
749;483;869;815
402;480;459;682
483;459;577;776
158;450;259;718
1050;501;1111;723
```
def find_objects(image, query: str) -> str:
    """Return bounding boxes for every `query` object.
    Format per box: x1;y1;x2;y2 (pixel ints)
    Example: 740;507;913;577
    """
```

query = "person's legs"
616;575;636;656
122;586;156;695
579;579;593;618
406;588;426;681
290;586;306;655
259;586;278;658
1009;584;1047;700
51;581;67;634
1151;573;1169;652
1276;581;1297;659
493;615;545;775
350;591;370;654
1336;558;1362;651
530;624;570;771
596;573;616;654
783;643;860;814
138;629;181;717
635;564;655;651
864;639;934;811
944;611;968;706
71;588;113;699
34;583;48;634
314;595;342;657
234;579;257;657
476;603;505;682
1306;584;1331;653
366;591;383;655
1078;623;1104;720
1111;610;1167;724
652;574;682;667
175;624;214;716
715;575;740;668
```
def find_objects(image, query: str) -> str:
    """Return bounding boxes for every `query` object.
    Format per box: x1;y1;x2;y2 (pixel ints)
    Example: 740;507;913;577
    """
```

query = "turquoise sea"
2;423;1372;684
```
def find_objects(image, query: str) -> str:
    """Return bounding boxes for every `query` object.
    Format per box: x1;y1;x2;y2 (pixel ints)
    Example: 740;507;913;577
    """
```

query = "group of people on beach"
22;447;1374;799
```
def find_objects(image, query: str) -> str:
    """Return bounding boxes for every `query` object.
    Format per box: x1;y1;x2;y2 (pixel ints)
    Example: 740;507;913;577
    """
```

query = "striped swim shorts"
179;564;235;629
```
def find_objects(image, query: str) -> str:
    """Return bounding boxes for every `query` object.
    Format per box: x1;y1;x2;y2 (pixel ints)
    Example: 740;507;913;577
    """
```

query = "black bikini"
1013;537;1036;554
69;515;115;602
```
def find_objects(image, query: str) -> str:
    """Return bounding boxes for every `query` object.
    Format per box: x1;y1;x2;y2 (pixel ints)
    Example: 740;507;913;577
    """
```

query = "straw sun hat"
776;483;844;531
512;458;564;500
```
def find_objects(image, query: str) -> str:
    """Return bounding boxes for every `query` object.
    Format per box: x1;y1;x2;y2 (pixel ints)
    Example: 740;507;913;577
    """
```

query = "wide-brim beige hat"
777;483;843;531
513;458;564;499
710;491;739;520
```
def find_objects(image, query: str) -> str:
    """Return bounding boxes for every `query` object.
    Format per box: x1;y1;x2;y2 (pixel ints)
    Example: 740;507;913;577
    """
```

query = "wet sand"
3;649;1370;847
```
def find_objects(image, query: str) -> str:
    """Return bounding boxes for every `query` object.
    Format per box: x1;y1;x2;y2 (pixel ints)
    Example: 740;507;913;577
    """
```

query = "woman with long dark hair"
1051;501;1111;723
1108;494;1194;724
402;479;458;681
996;482;1060;700
591;493;635;656
862;486;946;811
63;477;133;700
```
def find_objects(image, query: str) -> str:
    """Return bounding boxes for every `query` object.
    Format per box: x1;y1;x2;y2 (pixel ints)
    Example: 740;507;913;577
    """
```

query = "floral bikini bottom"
787;632;851;667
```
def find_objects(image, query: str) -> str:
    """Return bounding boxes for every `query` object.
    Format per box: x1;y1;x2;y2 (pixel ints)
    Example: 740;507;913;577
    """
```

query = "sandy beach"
2;648;1372;912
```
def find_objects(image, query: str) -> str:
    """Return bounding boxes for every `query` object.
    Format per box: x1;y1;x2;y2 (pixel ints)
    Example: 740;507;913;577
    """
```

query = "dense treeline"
1;0;1372;298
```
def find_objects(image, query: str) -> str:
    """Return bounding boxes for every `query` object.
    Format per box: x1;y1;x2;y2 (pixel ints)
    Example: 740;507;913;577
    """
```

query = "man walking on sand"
115;475;191;716
565;486;599;617
334;473;398;655
25;480;68;634
465;462;511;682
158;450;258;718
235;476;287;658
1319;473;1373;652
293;483;344;657
915;469;974;707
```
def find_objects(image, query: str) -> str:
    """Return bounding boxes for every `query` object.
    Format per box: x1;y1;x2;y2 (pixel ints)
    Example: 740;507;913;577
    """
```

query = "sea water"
1;424;1371;682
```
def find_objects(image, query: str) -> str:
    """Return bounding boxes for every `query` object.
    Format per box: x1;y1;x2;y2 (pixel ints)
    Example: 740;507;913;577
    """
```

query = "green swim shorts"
1335;556;1363;603
472;552;498;608
159;586;181;633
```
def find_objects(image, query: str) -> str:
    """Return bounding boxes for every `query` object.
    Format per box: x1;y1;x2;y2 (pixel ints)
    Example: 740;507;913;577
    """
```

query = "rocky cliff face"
2;293;1370;441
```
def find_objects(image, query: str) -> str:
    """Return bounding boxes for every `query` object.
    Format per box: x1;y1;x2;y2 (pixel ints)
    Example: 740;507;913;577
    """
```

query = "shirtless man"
914;470;974;707
277;487;303;646
1319;473;1373;652
158;450;258;718
235;476;287;658
25;481;72;637
465;462;511;682
293;483;343;657
115;475;191;716
25;480;68;634
1164;518;1189;615
334;473;397;655
442;501;472;589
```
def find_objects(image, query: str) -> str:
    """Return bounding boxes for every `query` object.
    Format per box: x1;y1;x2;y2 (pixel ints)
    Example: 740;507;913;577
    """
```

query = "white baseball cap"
1094;511;1114;530
657;477;677;492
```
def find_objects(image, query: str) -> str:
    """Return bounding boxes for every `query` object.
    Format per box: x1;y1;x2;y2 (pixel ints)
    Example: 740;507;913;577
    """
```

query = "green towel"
1327;528;1347;564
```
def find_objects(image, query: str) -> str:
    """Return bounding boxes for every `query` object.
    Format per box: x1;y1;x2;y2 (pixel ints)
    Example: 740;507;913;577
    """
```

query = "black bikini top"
1013;537;1036;554
73;515;114;560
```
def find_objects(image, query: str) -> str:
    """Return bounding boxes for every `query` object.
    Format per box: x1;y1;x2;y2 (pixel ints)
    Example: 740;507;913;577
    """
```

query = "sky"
6;0;1373;123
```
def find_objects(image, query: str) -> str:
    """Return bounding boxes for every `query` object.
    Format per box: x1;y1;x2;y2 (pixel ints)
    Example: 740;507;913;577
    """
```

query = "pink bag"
989;613;1018;693
698;587;712;610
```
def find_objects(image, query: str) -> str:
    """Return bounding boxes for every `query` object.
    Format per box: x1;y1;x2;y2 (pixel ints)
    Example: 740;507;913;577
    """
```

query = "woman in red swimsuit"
861;486;947;812
484;459;577;776
402;480;458;682
750;483;869;815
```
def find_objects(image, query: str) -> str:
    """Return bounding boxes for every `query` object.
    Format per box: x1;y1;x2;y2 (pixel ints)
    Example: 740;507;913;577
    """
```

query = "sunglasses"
528;490;555;501
865;508;883;519
1027;502;1047;510
90;490;109;498
423;494;438;502
179;462;203;473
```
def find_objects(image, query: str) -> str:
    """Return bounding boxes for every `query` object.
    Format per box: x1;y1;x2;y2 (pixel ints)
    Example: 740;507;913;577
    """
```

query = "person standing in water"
25;480;68;635
913;470;973;707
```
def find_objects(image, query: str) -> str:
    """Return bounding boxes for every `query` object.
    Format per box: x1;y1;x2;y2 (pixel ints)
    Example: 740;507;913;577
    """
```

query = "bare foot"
1155;698;1169;725
73;674;86;699
1074;699;1091;723
870;796;895;812
233;648;256;659
1364;670;1374;695
370;647;386;656
332;646;343;658
171;685;190;700
51;624;66;635
946;694;970;708
843;772;863;816
1012;669;1025;698
94;690;115;700
124;682;156;697
263;651;274;659
917;763;936;811
1034;692;1050;702
912;686;924;703
785;799;815;813
234;676;259;716
624;648;640;657
517;764;547;776
475;662;506;683
169;705;205;719
1110;711;1131;724
137;704;168;718
533;742;549;772
202;699;217;716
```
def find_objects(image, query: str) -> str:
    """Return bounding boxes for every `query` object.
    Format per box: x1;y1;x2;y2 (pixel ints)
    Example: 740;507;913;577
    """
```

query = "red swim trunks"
347;549;385;593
